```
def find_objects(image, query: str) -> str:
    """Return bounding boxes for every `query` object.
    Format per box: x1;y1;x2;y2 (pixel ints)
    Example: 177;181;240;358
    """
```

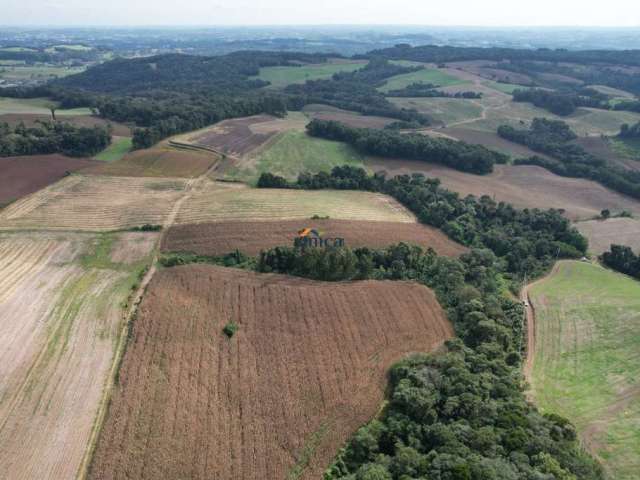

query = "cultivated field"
223;131;366;183
89;264;453;480
367;159;640;221
574;136;640;172
0;174;187;231
529;261;640;479
0;154;96;207
439;127;544;158
173;114;307;159
162;219;467;257
390;97;483;126
94;137;132;162
87;145;216;178
378;67;468;92
576;217;640;255
302;104;396;129
0;231;156;480
175;180;416;224
0;96;91;115
252;60;366;88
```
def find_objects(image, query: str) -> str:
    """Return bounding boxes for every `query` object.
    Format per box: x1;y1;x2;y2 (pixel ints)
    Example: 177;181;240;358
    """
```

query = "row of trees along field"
257;166;587;283
306;119;507;175
385;82;482;98
619;120;640;138
498;118;640;200
239;166;600;478
601;244;640;280
0;121;110;157
284;58;430;124
511;88;608;116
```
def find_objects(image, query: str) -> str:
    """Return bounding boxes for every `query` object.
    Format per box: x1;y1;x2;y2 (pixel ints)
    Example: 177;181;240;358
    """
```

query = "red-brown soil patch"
367;158;640;220
441;127;546;158
162;219;468;257
0;114;132;136
0;154;96;207
574;136;640;172
85;145;216;178
183;115;285;157
89;265;452;480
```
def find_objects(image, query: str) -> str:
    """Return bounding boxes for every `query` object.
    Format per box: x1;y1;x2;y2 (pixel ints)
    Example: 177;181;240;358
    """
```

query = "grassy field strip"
94;137;132;162
378;68;469;93
252;61;365;88
0;96;91;115
529;261;640;479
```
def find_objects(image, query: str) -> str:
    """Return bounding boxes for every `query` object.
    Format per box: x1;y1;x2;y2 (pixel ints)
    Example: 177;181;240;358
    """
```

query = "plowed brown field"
368;159;640;221
85;145;216;178
0;154;96;207
576;217;640;254
89;265;453;480
162;219;467;257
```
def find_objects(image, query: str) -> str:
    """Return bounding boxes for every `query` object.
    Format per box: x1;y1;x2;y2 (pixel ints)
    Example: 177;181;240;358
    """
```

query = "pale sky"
1;0;639;27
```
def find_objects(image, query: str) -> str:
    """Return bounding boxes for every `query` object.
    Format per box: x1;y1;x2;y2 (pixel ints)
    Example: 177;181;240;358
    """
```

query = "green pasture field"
530;261;640;479
609;137;640;161
95;137;133;162
0;46;37;52
0;97;91;115
224;130;367;184
252;61;365;89
388;97;482;126
378;68;469;93
45;44;93;52
0;65;84;81
482;80;532;94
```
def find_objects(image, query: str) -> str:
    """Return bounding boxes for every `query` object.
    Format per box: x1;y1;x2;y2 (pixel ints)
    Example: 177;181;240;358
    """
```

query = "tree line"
512;88;607;116
0;120;111;157
306;119;507;175
257;165;587;283
499;118;640;200
385;82;482;99
619;121;640;139
601;244;640;280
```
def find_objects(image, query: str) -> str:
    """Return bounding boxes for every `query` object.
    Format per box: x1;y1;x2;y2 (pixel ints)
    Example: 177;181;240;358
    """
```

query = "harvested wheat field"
0;174;187;231
576;217;640;254
368;159;640;220
89;265;453;480
0;231;155;480
176;180;415;224
0;154;97;207
163;219;467;257
173;114;307;157
86;145;217;178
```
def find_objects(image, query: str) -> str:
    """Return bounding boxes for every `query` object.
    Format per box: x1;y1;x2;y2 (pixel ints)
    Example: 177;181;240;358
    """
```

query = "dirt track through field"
89;265;453;480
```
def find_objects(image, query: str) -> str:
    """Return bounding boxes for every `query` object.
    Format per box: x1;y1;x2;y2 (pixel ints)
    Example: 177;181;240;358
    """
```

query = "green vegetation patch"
0;96;90;115
609;136;640;161
95;137;132;162
530;261;640;480
253;62;364;89
225;131;367;184
378;68;468;93
388;96;482;126
482;80;533;94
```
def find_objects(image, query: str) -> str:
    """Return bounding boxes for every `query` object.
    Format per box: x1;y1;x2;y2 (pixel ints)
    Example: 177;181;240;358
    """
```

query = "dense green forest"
498;118;640;200
306;120;506;174
0;120;110;157
601;244;640;279
284;58;430;123
620;120;640;138
244;165;599;479
512;88;606;116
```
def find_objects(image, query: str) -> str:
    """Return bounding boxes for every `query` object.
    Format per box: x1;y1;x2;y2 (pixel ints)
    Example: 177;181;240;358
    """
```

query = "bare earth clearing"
162;219;467;257
0;174;187;231
576;217;640;254
175;179;416;225
0;231;156;480
0;154;97;207
89;264;453;480
367;159;640;221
